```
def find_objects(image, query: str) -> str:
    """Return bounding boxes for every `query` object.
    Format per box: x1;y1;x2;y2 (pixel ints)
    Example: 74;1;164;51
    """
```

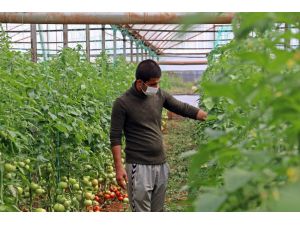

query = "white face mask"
142;82;159;96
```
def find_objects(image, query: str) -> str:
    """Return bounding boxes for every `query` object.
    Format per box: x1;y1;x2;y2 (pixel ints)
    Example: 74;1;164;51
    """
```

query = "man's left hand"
196;109;207;121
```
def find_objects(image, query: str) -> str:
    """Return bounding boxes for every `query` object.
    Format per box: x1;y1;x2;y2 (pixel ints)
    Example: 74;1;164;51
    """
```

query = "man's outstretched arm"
163;90;207;121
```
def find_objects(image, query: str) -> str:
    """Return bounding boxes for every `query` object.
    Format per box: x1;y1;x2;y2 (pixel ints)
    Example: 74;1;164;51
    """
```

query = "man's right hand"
115;166;128;190
111;145;128;190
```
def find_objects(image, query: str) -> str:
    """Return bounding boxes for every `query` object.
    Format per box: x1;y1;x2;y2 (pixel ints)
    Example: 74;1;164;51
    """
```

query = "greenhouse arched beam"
0;12;234;24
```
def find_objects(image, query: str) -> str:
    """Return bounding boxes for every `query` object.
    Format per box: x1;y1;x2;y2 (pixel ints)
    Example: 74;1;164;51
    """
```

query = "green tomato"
93;200;99;206
83;176;90;181
25;159;31;164
84;192;93;200
63;200;71;208
56;195;67;204
107;173;114;179
5;173;12;179
69;178;77;185
4;163;16;172
30;182;39;191
107;165;114;172
17;187;24;195
18;161;26;167
91;179;98;186
61;176;68;182
58;181;68;189
47;166;53;172
84;199;92;206
82;179;90;186
72;183;80;190
35;188;45;195
34;208;46;212
53;203;65;212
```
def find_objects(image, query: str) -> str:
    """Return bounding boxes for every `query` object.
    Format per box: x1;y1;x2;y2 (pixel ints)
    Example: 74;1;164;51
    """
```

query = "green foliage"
190;12;300;211
160;74;196;94
0;32;135;211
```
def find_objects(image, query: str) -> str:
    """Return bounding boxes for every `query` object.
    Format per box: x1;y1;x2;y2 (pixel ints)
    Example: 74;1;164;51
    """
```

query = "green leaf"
203;97;215;111
0;204;21;212
223;167;255;193
268;182;300;211
243;151;272;166
8;185;17;198
36;154;49;163
204;128;225;140
194;191;227;212
54;123;68;133
48;112;57;120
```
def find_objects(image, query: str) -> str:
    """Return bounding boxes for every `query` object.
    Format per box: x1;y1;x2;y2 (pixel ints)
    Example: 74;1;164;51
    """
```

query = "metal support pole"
141;47;144;61
158;60;207;65
38;24;47;61
113;28;117;62
101;25;105;53
130;39;133;62
284;23;290;49
122;33;126;58
86;25;90;61
213;24;216;48
46;24;49;59
136;46;139;63
30;24;37;62
63;24;68;48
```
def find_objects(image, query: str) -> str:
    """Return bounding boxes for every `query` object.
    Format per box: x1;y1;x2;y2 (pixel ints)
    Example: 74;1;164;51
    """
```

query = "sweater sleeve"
110;98;126;147
162;90;199;119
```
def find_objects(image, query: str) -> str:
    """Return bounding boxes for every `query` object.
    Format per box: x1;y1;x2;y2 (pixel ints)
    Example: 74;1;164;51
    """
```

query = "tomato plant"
190;12;300;211
0;32;132;211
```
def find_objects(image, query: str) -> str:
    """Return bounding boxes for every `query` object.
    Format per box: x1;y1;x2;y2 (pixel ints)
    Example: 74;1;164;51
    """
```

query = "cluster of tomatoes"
86;185;129;212
105;186;129;202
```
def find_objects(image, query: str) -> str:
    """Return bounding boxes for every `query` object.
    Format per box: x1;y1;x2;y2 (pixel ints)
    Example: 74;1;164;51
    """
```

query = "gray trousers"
125;163;170;212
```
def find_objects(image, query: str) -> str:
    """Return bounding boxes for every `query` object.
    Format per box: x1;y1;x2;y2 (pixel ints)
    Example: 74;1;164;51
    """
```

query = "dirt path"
164;119;198;212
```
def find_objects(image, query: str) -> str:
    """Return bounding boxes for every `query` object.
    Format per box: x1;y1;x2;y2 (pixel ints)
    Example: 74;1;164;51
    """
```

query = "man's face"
137;77;160;92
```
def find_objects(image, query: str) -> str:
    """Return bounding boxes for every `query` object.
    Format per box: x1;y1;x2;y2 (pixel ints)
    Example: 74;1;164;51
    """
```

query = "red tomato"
115;191;120;197
118;196;124;201
93;206;101;212
104;194;111;200
123;194;128;198
110;192;116;199
94;196;100;202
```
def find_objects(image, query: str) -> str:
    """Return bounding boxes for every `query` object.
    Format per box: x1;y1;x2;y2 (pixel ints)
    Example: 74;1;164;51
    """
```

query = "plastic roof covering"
1;23;234;71
124;24;233;70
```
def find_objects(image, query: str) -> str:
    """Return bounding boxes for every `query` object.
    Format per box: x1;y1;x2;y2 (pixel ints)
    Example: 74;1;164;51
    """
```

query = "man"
110;59;207;212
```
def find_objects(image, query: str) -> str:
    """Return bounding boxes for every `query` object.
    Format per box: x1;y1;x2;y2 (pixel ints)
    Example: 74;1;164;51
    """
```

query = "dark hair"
135;59;161;82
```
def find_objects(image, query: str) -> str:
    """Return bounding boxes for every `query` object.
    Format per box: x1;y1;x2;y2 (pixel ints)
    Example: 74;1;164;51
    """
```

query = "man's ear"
136;79;143;91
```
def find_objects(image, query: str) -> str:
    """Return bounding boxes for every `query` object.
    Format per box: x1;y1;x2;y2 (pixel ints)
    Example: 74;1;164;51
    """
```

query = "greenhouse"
0;12;300;213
